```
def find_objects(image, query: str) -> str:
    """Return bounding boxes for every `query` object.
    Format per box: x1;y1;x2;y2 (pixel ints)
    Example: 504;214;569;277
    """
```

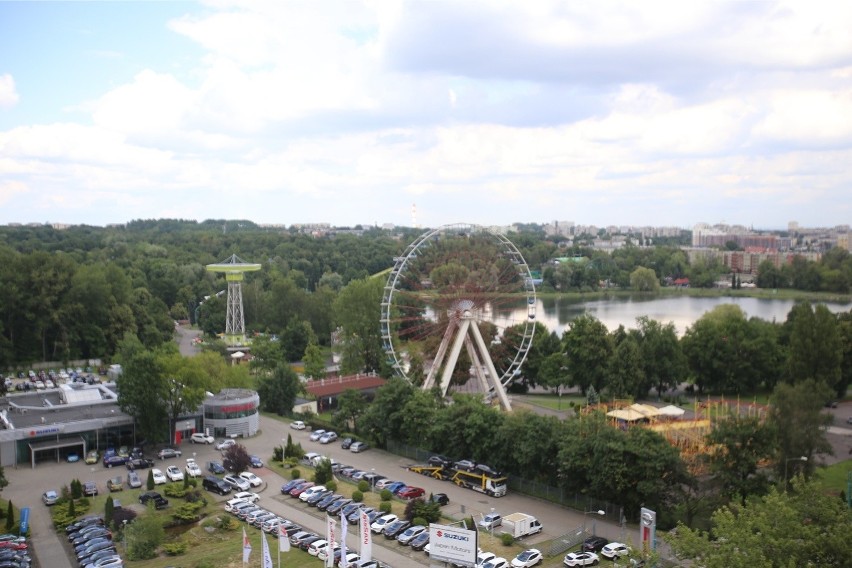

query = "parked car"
326;498;352;515
127;471;142;489
383;519;411;539
102;455;128;468
428;454;451;467
319;431;338;444
430;493;450;506
249;455;264;468
151;469;167;485
563;552;600;567
190;433;215;444
309;429;326;442
83;481;98;496
157;448;182;460
239;471;262;487
479;513;502;530
216;439;236;451
185;458;202;478
223;474;251;492
581;536;609;553
299;485;328;502
290;420;306;430
42;490;59;505
370;513;398;534
511;548;543;567
106;477;123;492
601;542;631;559
289;481;315;497
340;437;354;449
233;491;260;503
84;450;100;464
166;465;184;482
350;441;369;453
396;525;427;545
483;557;509;568
281;478;305;494
398;486;425;500
138;491;169;509
125;457;154;470
207;461;226;474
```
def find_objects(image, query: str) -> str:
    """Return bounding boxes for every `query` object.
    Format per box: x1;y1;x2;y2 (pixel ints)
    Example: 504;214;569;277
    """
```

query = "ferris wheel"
380;224;537;410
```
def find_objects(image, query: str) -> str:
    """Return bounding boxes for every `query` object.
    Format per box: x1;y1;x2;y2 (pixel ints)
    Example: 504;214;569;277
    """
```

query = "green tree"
333;277;385;374
769;379;833;483
248;334;285;374
629;266;660;292
784;302;842;393
667;478;852;568
302;342;326;380
606;333;646;398
256;364;300;416
104;495;115;527
705;416;776;505
334;389;368;432
125;505;165;560
146;470;155;491
561;314;612;394
635;317;686;397
0;467;7;493
314;458;333;485
755;259;784;289
359;378;415;448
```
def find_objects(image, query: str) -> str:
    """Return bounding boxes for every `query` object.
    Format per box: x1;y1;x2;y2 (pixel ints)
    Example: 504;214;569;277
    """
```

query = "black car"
102;455;129;468
208;461;226;474
65;516;104;534
341;437;354;449
383;520;411;539
410;531;430;551
202;475;232;495
139;491;169;509
82;481;99;496
581;536;610;553
430;493;450;506
157;448;181;459
298;534;323;551
428;454;451;467
327;498;352;515
313;492;338;509
126;457;154;470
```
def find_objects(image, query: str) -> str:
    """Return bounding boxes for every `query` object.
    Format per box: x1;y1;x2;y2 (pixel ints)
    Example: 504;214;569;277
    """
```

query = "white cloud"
0;74;19;108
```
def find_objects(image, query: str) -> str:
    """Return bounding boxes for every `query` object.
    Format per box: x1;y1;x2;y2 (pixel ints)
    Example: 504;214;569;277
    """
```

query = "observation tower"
206;254;261;347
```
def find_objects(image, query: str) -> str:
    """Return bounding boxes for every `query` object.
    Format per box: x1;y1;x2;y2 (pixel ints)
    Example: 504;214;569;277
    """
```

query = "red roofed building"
304;372;387;411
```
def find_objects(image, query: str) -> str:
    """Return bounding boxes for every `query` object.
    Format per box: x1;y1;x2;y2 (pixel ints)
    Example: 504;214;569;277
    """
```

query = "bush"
218;515;238;531
290;469;301;480
163;540;188;555
378;501;392;514
380;489;392;502
500;532;515;546
314;459;333;485
351;490;363;503
326;480;337;492
163;484;188;499
126;510;164;560
358;481;369;493
412;516;428;526
272;446;284;462
171;501;205;524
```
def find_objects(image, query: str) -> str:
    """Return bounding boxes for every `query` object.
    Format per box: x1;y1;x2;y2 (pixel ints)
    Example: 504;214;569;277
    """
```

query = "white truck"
501;513;542;538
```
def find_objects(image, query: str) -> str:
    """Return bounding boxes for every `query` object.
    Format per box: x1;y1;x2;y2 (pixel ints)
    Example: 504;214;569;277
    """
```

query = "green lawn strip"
519;395;587;410
814;459;852;496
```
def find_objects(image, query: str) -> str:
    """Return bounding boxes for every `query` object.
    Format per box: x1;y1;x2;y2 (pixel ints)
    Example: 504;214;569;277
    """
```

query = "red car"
397;486;426;500
289;481;315;497
0;541;27;550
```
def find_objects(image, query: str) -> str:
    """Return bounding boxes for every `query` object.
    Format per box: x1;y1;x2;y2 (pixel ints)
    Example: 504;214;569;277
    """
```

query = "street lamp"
583;509;605;535
371;468;375;493
784;456;807;489
122;520;128;554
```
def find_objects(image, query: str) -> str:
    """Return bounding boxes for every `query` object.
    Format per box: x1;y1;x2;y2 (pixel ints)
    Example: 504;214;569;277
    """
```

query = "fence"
385;439;628;526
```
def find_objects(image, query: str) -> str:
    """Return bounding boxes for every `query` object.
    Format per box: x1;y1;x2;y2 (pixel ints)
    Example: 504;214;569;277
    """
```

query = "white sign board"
428;523;477;567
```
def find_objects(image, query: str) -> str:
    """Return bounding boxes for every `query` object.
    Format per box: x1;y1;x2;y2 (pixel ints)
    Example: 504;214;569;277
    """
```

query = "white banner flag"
359;509;372;562
278;523;290;552
261;530;273;568
326;516;337;568
242;527;252;564
340;511;348;568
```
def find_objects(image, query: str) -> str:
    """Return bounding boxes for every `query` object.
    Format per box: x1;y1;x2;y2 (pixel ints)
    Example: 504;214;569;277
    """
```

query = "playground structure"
588;397;770;475
205;254;261;348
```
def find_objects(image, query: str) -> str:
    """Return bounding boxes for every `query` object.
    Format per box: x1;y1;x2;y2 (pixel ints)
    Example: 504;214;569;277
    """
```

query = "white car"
165;465;184;482
483;558;508;568
309;429;326;442
601;542;631;559
190;433;215;444
290;420;306;430
216;439;236;451
185;459;202;478
225;497;249;512
299;485;327;502
511;549;543;567
476;552;496;567
239;471;263;488
370;513;398;534
233;491;260;503
223;474;250;491
151;469;167;485
563;552;600;567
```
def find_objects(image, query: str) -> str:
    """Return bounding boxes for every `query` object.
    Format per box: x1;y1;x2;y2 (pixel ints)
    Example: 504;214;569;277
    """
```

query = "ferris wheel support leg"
469;321;512;411
438;319;471;398
465;337;491;395
423;322;458;390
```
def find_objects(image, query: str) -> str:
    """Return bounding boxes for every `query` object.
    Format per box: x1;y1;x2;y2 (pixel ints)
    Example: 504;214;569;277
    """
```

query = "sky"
1;1;851;230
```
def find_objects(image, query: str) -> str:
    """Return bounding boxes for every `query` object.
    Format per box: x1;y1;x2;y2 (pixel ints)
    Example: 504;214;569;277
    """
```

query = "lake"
492;295;852;336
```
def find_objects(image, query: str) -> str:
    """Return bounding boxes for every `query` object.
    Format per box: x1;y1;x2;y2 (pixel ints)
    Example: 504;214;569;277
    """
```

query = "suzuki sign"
428;522;477;567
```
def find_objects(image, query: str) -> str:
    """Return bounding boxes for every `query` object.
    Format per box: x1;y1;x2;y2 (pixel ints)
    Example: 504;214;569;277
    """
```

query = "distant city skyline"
1;2;851;229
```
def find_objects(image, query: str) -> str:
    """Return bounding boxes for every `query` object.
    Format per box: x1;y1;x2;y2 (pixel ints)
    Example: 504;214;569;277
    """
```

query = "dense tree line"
1;221;850;372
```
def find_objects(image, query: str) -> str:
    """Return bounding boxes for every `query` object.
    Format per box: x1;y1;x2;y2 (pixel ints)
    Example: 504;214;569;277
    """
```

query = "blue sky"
1;1;851;229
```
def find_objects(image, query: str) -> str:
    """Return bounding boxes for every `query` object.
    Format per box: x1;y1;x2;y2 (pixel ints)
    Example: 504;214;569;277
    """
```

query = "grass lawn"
519;394;586;411
814;459;852;496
